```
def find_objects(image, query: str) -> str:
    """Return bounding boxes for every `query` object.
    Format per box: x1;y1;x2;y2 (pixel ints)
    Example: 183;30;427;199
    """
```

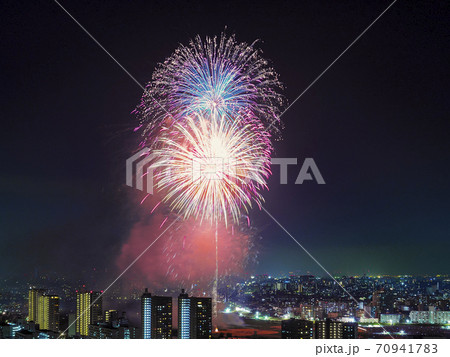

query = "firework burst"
135;32;284;148
128;33;284;305
151;111;272;225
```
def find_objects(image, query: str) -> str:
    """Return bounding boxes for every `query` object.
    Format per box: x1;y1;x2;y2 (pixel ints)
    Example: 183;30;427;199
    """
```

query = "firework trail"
131;32;283;318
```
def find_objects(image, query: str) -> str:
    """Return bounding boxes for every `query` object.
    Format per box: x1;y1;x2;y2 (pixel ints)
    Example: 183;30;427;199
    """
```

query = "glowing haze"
117;209;256;289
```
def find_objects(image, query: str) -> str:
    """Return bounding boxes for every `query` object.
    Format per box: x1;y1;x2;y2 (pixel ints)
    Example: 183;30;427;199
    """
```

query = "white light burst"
151;112;272;225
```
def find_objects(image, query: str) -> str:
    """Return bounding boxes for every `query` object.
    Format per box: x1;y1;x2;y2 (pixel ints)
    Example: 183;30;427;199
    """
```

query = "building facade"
76;291;103;336
27;288;59;332
141;288;172;339
178;289;212;339
37;295;59;331
380;314;402;324
409;310;450;324
28;288;46;323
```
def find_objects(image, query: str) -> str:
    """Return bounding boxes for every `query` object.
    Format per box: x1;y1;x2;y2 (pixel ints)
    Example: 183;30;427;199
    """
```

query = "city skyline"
1;274;450;339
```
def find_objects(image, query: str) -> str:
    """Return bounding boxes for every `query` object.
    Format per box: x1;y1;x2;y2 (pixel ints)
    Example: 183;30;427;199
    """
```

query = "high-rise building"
37;295;45;329
76;291;103;336
140;288;172;339
37;295;60;331
28;288;46;323
178;290;191;339
281;318;314;339
90;292;103;324
28;288;59;332
141;288;152;339
178;289;212;339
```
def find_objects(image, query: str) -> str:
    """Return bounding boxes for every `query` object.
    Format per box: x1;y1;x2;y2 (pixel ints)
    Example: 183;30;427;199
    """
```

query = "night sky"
1;0;449;284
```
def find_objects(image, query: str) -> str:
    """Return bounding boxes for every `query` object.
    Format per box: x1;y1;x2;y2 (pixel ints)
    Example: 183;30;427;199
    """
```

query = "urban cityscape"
1;274;449;339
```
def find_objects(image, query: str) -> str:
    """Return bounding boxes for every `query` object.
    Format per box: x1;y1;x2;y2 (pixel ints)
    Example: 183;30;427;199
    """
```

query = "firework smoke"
117;208;257;289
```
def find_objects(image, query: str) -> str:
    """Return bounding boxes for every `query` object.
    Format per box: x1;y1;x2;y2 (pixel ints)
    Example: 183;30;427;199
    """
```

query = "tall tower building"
178;290;191;339
37;295;46;328
141;288;172;339
76;291;103;336
28;288;46;323
178;289;212;339
37;295;60;331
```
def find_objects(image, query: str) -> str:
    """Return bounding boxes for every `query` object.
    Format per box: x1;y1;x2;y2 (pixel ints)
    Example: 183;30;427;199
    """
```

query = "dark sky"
1;0;449;282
